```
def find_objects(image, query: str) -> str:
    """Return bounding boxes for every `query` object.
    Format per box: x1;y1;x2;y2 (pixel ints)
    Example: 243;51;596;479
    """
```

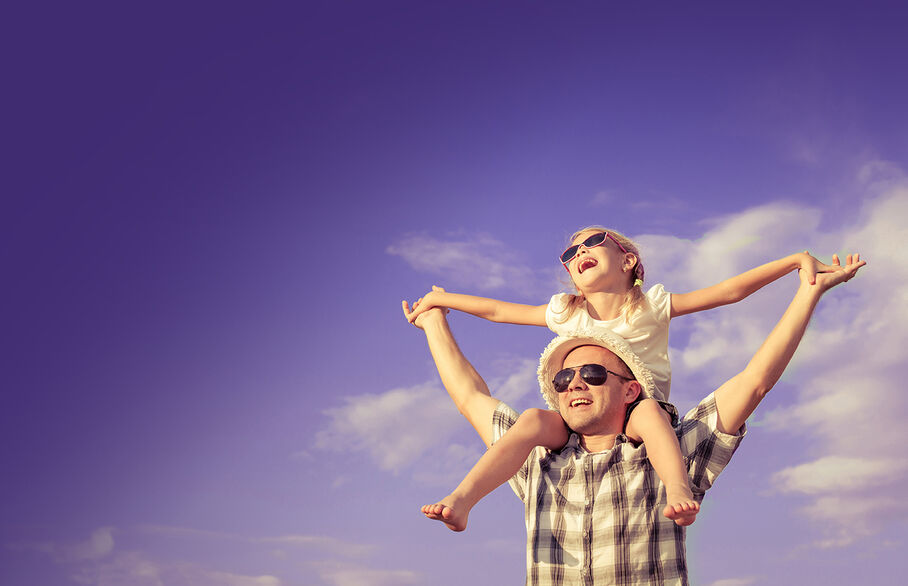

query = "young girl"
404;226;834;532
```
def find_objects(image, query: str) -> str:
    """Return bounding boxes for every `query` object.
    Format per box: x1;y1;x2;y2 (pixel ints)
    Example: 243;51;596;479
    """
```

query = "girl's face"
565;230;632;293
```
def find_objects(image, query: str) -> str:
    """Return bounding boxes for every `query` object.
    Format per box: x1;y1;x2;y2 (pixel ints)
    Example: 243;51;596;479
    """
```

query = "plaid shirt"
493;393;744;586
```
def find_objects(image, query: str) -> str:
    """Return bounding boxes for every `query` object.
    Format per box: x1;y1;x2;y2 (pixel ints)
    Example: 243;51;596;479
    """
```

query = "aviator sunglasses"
560;231;630;266
552;364;634;393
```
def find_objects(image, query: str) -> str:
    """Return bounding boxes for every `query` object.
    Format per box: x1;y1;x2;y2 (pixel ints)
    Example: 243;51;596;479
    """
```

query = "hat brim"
537;329;657;412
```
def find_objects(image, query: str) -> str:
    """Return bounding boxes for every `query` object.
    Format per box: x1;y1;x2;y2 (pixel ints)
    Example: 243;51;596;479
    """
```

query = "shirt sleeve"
645;283;672;325
492;401;530;503
676;392;746;496
544;292;572;334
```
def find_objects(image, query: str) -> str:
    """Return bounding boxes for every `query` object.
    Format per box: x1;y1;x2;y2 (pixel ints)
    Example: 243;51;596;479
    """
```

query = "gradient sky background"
3;2;908;585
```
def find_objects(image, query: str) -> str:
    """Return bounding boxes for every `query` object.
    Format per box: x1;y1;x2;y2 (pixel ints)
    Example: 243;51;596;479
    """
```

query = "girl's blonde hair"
553;226;648;325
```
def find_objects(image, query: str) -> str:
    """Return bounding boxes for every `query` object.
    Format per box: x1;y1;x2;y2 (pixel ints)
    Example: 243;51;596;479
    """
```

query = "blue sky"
3;2;908;585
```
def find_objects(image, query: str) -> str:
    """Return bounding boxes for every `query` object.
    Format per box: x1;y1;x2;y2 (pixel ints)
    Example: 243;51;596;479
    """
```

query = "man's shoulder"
492;401;520;443
676;392;746;460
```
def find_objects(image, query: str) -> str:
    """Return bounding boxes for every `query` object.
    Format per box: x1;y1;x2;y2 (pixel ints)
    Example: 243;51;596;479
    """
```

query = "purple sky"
3;2;907;585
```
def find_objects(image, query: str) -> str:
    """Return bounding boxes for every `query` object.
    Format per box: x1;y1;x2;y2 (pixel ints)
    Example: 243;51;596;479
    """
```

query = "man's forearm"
744;282;821;392
714;282;822;433
420;315;498;446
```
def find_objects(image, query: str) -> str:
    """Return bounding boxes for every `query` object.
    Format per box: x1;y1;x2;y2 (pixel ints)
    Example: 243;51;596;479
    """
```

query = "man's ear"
623;253;638;272
624;380;642;404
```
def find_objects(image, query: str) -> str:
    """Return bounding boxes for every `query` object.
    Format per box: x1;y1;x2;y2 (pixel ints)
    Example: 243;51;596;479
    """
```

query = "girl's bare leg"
421;408;568;531
625;399;700;526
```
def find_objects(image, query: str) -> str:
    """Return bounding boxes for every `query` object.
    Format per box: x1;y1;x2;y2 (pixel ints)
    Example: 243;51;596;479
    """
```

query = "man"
404;254;863;585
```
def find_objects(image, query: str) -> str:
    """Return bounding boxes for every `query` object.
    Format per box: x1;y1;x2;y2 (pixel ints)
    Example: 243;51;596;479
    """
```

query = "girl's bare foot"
663;486;699;526
420;494;470;532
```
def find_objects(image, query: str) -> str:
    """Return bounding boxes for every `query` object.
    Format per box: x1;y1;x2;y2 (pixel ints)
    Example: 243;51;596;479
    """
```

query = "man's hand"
403;285;449;326
801;253;866;292
796;251;838;285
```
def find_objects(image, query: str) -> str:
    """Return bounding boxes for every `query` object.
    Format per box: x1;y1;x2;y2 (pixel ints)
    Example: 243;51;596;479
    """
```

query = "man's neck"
579;432;620;453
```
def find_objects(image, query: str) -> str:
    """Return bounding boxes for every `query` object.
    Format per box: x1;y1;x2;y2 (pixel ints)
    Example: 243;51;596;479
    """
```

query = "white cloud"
76;553;282;586
410;441;485;487
387;233;546;297
62;527;115;562
314;355;541;480
138;525;376;558
256;535;375;558
383;165;908;551
708;578;760;586
633;169;908;548
487;357;538;406
309;560;421;586
315;381;466;472
590;190;615;205
771;456;907;495
7;526;115;564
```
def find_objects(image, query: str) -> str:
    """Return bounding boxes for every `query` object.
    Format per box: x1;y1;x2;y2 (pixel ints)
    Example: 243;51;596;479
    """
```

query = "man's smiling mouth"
570;398;592;407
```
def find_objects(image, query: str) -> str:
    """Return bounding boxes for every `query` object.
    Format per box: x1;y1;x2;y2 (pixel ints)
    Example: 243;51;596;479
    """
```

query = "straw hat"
537;328;657;412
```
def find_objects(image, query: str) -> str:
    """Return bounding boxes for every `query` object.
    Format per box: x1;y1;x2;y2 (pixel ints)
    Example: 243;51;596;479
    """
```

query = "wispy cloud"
10;524;416;586
308;560;421;586
139;525;376;558
636;163;908;547
7;527;282;586
315;381;467;473
771;456;907;495
387;232;548;297
383;163;908;551
69;552;282;586
7;526;115;564
313;357;539;482
707;578;760;586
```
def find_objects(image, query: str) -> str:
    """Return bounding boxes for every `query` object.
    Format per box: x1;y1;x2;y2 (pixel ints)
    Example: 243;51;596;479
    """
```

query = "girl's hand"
800;253;866;291
402;286;448;323
797;251;839;285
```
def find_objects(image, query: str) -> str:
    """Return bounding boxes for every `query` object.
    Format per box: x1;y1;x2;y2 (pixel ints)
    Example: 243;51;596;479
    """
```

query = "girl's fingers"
831;254;841;266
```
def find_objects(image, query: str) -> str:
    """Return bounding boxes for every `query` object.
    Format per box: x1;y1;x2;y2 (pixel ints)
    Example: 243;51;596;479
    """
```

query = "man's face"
556;345;639;435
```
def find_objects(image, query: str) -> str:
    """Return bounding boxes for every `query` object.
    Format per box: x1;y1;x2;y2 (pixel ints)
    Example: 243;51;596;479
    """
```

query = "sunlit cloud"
12;525;421;586
771;456;907;495
7;526;115;564
486;357;538;407
381;164;908;552
69;552;282;586
707;578;760;586
634;166;908;548
315;381;466;472
138;525;376;558
7;527;284;586
387;233;547;297
314;357;539;482
308;560;421;586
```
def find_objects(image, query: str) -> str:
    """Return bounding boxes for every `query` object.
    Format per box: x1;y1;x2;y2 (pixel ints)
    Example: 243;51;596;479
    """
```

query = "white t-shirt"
545;284;672;401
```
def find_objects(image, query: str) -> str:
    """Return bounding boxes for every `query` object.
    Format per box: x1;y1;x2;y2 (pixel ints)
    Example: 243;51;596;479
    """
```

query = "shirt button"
584;498;590;505
583;530;589;538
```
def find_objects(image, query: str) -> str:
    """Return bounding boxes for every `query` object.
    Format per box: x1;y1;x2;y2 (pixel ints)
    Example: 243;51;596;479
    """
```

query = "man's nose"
567;370;585;391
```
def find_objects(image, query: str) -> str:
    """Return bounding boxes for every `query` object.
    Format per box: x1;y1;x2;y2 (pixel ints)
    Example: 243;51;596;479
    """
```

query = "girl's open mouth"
578;258;598;273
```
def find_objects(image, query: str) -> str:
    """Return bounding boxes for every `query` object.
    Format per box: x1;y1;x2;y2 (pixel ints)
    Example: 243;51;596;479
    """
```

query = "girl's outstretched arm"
405;285;548;326
670;251;836;318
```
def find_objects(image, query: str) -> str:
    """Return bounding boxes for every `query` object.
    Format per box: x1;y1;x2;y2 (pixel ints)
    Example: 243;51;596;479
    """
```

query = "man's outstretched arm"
403;297;501;447
713;254;865;434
